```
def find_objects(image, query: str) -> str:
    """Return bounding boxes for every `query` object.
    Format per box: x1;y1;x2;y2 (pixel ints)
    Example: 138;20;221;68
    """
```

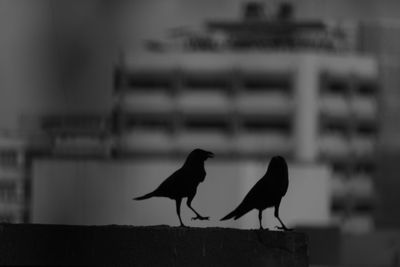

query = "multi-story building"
0;132;51;223
0;135;28;223
0;1;382;233
0;1;115;223
113;4;380;232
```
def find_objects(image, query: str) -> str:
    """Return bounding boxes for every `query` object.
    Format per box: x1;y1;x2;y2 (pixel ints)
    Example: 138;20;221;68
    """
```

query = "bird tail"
133;191;156;201
221;202;250;221
220;210;236;221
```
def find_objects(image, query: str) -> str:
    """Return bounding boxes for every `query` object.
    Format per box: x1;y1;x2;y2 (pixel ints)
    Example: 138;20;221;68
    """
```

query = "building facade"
112;6;380;232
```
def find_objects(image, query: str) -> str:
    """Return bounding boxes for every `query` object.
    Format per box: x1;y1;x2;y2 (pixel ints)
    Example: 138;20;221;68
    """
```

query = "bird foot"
191;216;210;221
275;226;293;231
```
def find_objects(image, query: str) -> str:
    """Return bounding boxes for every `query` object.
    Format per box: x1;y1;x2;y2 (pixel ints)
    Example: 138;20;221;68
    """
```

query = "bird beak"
206;151;215;158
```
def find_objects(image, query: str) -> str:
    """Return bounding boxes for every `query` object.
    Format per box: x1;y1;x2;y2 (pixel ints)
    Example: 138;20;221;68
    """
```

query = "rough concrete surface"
0;224;308;266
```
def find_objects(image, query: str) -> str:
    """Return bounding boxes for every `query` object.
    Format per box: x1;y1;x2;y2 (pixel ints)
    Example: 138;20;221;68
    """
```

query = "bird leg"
258;210;266;230
274;203;292;231
258;210;263;229
175;198;185;227
187;198;209;221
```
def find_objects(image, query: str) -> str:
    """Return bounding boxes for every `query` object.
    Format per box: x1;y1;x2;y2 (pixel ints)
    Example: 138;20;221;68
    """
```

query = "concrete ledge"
0;224;308;266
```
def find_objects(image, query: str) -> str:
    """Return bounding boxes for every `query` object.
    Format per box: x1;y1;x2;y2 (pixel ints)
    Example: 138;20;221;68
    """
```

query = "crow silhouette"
221;156;292;230
134;148;214;227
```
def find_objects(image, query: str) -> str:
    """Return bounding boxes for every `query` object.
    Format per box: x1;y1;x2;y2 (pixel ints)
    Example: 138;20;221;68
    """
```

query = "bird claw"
275;226;293;231
191;216;210;221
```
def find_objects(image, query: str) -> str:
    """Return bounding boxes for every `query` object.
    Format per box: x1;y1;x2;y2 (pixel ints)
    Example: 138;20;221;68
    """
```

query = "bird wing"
220;176;265;220
221;156;289;221
220;190;256;220
221;174;284;221
249;172;288;204
152;168;184;198
134;166;197;200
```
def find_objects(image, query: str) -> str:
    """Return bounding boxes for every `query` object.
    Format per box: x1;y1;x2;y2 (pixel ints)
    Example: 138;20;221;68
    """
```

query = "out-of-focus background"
1;0;400;265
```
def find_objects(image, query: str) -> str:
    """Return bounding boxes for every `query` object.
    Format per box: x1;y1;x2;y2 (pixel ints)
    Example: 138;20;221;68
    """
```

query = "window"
0;150;19;168
243;119;291;133
0;181;17;202
358;82;376;96
126;116;171;131
185;119;229;132
185;77;229;91
244;76;291;93
127;75;172;91
41;115;108;136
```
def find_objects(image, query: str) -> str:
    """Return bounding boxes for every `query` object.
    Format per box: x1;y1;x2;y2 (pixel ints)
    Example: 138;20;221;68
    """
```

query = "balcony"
351;97;377;120
331;173;374;200
52;136;111;156
175;131;231;154
234;92;292;116
350;135;375;156
121;91;174;114
124;52;298;76
342;214;374;234
124;53;176;75
319;55;378;79
330;173;349;199
119;130;173;154
320;94;350;118
348;174;374;199
41;115;108;137
177;91;231;115
180;53;233;76
319;134;350;158
233;132;292;155
238;52;297;75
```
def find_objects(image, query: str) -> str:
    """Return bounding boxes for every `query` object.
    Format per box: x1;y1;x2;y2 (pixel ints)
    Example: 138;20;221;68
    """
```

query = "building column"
294;55;319;163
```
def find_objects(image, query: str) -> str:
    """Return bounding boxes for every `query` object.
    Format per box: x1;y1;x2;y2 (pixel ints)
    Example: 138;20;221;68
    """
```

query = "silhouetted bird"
221;156;292;230
134;148;214;227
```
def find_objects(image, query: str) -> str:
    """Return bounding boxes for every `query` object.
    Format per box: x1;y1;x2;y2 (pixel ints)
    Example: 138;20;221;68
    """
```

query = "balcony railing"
351;97;377;120
233;132;292;155
350;135;375;156
235;92;292;115
121;91;174;114
320;94;350;118
119;130;174;154
177;91;231;115
319;134;350;158
175;131;231;154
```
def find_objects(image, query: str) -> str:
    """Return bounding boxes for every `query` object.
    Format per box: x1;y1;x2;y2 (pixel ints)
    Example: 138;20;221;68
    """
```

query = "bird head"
271;155;286;164
267;155;288;175
188;148;215;162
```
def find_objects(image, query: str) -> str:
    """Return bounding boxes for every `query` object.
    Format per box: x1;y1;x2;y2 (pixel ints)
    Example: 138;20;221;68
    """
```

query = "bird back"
221;156;289;221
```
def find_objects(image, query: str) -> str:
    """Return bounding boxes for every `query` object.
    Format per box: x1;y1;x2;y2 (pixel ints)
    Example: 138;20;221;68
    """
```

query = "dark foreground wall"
0;224;308;266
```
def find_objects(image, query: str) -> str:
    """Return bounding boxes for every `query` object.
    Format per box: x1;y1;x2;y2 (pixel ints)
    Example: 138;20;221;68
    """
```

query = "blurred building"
113;3;379;233
0;1;116;223
0;1;398;266
358;20;400;230
0;1;387;236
